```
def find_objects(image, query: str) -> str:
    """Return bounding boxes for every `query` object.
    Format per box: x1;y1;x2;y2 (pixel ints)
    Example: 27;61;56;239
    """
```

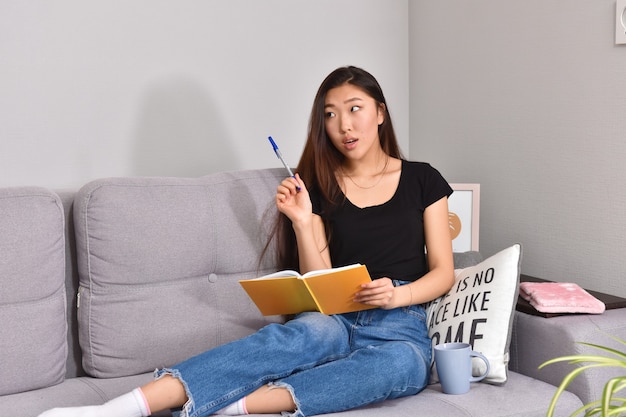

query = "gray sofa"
1;168;625;417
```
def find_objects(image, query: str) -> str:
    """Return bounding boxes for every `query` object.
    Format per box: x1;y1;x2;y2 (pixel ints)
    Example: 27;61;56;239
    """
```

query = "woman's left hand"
354;278;399;309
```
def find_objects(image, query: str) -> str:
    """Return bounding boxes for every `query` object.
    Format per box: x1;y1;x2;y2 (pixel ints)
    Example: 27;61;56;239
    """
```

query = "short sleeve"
422;164;453;209
308;186;323;216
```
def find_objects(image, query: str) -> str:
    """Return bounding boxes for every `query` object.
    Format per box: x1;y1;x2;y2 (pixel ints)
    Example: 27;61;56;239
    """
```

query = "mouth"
343;137;358;145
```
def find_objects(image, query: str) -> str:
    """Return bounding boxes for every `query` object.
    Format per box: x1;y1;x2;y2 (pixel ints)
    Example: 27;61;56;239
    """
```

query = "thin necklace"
343;156;390;189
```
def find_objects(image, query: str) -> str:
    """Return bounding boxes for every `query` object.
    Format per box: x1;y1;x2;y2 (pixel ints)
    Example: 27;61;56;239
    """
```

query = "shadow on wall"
132;75;239;177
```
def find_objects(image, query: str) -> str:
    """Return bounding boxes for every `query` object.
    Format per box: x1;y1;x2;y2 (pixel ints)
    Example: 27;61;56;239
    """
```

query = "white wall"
410;1;626;297
5;1;624;298
0;0;409;188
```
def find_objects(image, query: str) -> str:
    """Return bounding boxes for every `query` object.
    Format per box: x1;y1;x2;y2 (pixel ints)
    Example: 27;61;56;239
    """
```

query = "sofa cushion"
73;169;286;378
0;187;67;395
453;250;483;269
0;372;159;417
0;371;584;417
427;244;522;385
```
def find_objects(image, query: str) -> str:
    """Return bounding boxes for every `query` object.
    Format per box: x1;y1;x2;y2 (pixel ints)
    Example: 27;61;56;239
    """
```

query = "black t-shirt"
311;160;452;282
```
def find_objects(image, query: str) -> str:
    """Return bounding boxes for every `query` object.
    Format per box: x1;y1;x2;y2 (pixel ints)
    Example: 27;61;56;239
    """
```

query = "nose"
339;114;352;133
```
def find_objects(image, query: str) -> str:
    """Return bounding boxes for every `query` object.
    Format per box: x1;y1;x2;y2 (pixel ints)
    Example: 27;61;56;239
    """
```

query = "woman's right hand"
275;174;312;227
277;174;332;272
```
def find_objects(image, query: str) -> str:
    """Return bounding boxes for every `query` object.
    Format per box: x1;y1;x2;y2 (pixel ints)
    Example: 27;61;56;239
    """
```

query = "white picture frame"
448;183;480;252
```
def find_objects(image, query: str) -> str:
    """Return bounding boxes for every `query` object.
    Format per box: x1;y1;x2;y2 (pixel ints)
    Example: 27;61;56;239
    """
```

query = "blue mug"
434;342;490;394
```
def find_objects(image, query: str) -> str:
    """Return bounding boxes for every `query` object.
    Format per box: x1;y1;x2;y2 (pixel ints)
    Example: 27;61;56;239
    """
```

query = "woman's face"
324;83;385;163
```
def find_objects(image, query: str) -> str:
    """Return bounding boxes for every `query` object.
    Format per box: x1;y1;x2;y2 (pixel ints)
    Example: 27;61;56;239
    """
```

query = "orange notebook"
239;264;375;316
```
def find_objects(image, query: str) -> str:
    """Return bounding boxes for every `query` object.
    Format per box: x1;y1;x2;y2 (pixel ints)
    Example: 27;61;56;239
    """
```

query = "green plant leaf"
606;403;626;416
578;341;626;361
540;335;626;417
603;379;626;415
544;364;608;416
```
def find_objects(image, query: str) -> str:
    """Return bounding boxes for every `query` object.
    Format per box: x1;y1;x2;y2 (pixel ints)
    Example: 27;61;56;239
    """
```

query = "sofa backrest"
0;187;67;395
72;169;285;378
0;169;487;386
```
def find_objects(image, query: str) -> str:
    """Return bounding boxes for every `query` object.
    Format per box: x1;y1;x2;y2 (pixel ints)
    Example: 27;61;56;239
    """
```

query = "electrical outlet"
617;0;626;45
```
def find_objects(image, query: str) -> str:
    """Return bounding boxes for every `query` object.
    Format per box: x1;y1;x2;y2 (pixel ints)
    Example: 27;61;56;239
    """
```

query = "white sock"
215;397;248;415
37;388;151;417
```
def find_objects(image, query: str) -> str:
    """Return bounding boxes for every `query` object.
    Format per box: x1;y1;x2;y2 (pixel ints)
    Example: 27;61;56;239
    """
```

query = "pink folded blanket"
519;282;605;314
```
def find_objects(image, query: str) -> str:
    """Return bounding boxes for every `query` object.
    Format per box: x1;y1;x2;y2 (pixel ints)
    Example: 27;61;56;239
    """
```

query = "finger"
361;278;391;290
276;192;287;205
293;173;306;192
355;293;393;307
277;183;298;201
277;184;292;197
355;287;389;301
279;178;300;195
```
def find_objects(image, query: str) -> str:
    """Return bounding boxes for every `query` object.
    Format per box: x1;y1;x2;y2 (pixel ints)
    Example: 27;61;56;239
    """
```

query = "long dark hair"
265;66;404;271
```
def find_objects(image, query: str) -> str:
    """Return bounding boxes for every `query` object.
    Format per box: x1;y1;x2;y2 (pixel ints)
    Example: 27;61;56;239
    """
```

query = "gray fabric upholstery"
453;250;484;269
73;170;284;378
510;308;626;406
245;373;582;417
0;372;168;417
0;187;67;395
8;168;626;416
0;370;581;417
55;189;84;378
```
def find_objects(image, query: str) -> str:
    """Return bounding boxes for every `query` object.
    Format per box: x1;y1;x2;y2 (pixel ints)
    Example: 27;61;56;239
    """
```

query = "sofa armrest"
509;308;626;406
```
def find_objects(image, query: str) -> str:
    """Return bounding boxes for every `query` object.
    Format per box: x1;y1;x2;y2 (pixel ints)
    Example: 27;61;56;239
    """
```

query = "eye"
350;105;361;112
325;111;336;118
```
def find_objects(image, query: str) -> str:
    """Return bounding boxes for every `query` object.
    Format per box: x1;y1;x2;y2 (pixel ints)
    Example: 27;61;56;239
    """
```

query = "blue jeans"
157;298;431;417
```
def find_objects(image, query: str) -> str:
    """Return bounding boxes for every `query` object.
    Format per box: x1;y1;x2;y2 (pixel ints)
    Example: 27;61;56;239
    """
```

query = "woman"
38;66;454;417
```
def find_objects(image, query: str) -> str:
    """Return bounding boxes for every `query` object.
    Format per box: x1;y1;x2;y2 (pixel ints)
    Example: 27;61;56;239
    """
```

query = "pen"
267;136;301;191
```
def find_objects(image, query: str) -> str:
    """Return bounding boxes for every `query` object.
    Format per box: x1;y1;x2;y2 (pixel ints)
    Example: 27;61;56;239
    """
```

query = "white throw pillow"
427;244;522;385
